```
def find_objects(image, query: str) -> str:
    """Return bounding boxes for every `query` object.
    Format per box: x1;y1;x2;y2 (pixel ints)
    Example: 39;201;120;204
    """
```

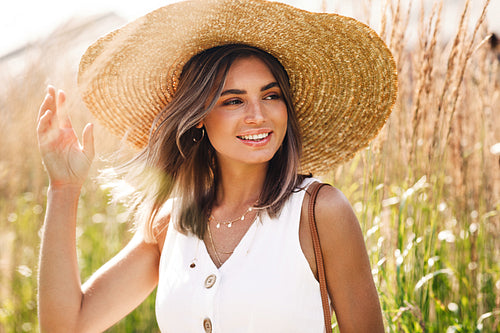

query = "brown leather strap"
308;182;332;332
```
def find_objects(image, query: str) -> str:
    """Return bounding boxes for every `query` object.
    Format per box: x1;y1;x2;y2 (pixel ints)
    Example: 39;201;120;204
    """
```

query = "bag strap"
308;182;332;332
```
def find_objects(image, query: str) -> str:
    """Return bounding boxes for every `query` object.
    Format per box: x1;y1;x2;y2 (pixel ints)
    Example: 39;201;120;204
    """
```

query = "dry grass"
332;0;499;331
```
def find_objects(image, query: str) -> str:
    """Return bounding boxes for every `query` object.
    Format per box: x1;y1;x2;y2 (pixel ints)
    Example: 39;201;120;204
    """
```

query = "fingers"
37;86;58;139
57;89;66;106
38;85;67;118
37;85;73;134
57;89;73;129
37;90;54;123
47;85;56;96
37;85;95;159
37;109;53;134
37;109;60;149
82;123;95;162
37;85;58;125
46;86;57;113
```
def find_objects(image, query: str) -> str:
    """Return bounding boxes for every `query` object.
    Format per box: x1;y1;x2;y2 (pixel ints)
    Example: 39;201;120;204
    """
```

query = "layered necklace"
206;203;259;267
208;205;255;228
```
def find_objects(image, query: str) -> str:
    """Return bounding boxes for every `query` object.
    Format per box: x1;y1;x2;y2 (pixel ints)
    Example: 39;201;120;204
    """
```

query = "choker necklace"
209;205;255;228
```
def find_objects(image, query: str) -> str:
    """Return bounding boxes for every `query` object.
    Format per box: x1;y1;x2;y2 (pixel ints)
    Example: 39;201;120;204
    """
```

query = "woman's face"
202;56;288;169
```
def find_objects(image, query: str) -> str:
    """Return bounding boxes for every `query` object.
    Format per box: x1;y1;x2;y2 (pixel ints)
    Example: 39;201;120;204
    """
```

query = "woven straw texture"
78;0;398;175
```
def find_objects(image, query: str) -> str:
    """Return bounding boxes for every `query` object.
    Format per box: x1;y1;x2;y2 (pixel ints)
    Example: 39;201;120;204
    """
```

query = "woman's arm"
39;204;161;332
37;86;162;332
314;185;384;332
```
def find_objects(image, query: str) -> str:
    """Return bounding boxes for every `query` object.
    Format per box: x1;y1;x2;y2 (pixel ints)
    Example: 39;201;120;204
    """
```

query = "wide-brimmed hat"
78;0;397;175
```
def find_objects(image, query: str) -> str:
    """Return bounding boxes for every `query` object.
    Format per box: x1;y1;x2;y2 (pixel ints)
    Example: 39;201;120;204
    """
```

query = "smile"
237;132;270;141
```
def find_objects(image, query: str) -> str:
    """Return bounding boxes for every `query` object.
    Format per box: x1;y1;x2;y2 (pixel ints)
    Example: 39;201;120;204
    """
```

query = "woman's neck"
214;161;267;210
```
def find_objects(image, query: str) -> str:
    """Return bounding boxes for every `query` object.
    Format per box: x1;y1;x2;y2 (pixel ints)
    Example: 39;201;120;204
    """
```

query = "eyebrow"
220;82;279;96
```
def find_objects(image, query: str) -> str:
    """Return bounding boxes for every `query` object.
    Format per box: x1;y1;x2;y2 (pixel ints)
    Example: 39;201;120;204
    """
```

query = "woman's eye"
264;93;281;100
222;99;243;106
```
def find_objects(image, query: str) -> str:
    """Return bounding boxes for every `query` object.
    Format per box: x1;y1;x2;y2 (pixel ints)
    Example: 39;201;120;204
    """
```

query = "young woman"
37;1;397;332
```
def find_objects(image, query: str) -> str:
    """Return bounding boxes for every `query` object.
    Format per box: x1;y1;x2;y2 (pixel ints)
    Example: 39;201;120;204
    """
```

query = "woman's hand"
37;85;95;188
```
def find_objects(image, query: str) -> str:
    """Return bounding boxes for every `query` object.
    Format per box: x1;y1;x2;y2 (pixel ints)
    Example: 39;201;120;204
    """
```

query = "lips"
237;132;270;141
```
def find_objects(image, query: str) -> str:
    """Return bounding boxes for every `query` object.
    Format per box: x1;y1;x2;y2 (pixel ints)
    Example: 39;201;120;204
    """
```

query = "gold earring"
193;128;205;143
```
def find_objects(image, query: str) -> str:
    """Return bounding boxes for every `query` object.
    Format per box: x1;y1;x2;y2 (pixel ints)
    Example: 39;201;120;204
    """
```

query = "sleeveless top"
155;178;330;332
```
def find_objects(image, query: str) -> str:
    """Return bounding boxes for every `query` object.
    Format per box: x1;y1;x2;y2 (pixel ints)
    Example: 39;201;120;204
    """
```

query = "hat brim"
78;0;397;174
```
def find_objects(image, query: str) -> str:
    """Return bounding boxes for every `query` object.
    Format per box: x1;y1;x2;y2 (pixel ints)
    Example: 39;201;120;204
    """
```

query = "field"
0;0;499;332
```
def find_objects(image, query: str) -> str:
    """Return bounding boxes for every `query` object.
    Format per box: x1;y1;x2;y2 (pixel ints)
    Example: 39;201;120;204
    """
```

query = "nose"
245;100;265;124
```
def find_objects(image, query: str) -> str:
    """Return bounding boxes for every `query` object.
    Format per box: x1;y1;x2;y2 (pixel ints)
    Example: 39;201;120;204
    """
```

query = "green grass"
0;184;159;332
330;150;500;332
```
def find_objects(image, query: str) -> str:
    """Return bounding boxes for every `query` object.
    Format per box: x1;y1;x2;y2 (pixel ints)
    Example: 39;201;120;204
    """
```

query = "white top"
155;178;329;332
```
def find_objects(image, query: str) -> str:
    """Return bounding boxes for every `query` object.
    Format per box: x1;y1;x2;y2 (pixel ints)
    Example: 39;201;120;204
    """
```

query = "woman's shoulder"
306;182;361;241
314;184;353;215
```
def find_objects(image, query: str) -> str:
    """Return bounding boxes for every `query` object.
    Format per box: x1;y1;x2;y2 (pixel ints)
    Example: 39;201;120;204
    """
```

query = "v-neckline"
202;215;260;271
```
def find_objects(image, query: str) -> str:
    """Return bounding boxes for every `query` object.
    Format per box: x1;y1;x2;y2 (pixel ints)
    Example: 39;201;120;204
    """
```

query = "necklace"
209;205;255;228
207;221;224;267
206;212;260;267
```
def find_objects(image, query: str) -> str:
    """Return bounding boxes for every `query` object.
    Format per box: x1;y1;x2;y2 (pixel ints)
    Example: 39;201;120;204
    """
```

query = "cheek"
204;126;226;148
203;119;234;151
277;108;288;135
202;112;224;136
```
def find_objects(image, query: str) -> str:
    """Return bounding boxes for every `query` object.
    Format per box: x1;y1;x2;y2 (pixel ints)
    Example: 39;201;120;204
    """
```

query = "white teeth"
239;133;270;141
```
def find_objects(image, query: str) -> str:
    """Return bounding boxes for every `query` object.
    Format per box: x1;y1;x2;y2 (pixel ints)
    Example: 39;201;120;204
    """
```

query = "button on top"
203;317;212;333
204;274;217;289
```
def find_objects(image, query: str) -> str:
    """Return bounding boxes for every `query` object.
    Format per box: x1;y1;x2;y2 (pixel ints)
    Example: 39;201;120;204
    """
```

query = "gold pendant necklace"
207;221;224;267
209;205;255;228
206;211;260;267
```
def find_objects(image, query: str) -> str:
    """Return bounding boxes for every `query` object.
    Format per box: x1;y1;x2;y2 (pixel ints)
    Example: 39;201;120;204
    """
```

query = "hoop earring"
193;128;205;143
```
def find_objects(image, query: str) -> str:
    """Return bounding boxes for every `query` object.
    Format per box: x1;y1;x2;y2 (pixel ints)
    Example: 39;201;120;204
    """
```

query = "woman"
37;1;397;332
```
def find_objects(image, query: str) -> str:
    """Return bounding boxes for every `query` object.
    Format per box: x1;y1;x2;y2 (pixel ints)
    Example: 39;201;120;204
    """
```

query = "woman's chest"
156;221;325;333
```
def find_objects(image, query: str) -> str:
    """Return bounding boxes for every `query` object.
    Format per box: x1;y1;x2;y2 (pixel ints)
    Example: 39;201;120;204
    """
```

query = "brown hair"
108;44;306;242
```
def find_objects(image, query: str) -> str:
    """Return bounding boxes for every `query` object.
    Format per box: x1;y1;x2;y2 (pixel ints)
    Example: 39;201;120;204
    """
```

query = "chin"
242;153;277;165
217;147;281;167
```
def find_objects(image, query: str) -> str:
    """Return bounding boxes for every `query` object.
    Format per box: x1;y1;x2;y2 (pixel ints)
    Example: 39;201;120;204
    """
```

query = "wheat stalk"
444;0;491;145
429;0;470;160
409;0;442;165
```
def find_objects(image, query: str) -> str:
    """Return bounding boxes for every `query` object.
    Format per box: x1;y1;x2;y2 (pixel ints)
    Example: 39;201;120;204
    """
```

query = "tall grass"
330;0;500;331
0;0;498;332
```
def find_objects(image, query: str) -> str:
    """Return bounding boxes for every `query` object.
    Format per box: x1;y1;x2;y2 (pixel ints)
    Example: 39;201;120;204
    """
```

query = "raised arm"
314;185;384;332
37;86;161;332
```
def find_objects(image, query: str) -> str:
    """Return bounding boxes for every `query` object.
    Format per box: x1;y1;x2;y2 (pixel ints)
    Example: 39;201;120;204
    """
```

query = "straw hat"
78;0;397;175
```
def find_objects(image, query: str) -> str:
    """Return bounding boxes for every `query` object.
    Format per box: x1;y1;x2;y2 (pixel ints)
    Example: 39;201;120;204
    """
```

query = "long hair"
106;44;305;242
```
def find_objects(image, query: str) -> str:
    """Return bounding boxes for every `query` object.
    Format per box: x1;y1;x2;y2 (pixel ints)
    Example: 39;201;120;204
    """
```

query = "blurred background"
0;0;499;332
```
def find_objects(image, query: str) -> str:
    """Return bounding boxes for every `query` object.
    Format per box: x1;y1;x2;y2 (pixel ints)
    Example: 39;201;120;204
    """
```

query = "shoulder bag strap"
308;181;332;332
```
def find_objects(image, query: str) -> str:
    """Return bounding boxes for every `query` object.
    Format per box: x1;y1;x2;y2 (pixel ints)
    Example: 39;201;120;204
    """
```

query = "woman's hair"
106;44;305;242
